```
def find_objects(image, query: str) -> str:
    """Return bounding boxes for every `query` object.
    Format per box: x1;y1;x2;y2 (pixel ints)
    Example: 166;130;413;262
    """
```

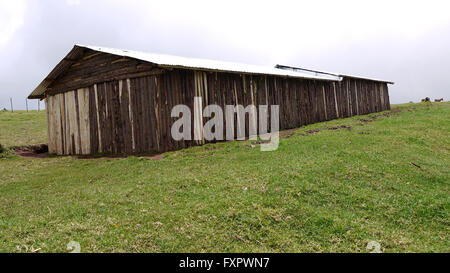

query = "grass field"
0;103;449;253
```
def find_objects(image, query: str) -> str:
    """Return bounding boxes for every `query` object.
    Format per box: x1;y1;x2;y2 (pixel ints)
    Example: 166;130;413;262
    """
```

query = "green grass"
0;103;449;253
0;110;47;148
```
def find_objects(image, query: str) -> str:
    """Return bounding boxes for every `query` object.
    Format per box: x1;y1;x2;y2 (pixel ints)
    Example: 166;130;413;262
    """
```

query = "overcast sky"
1;0;449;110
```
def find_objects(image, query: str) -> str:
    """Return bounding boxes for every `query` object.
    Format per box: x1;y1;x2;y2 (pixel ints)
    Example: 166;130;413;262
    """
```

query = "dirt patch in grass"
148;154;164;160
13;145;165;161
248;128;300;148
251;140;272;146
295;109;402;137
77;153;165;161
279;128;299;139
326;125;352;131
299;125;353;136
358;109;401;124
14;144;49;158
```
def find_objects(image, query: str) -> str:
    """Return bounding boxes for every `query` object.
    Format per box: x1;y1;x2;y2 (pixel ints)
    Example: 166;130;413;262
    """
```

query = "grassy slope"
0;111;47;148
0;103;448;253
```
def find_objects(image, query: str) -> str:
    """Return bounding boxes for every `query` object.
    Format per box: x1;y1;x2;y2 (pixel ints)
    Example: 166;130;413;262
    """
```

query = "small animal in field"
434;98;444;102
421;97;431;102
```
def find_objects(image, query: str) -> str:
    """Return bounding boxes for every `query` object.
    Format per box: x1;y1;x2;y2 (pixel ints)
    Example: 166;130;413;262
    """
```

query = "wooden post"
333;83;339;118
347;80;351;117
26;99;28;112
38;100;40;111
322;86;328;121
354;81;359;115
10;98;13;112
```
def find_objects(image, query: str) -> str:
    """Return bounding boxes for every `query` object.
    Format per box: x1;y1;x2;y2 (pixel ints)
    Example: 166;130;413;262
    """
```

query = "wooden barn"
28;45;393;155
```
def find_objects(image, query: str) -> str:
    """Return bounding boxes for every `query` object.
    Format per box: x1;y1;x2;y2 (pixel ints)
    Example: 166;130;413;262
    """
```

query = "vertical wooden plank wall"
46;69;391;155
46;89;90;155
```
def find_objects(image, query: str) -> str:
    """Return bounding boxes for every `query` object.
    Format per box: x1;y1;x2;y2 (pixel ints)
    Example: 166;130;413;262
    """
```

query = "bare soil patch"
14;144;49;158
77;153;165;161
358;109;400;124
298;125;353;136
13;144;164;161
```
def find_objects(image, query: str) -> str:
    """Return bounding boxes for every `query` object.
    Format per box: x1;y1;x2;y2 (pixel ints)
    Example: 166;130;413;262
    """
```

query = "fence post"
10;98;13;112
26;99;29;112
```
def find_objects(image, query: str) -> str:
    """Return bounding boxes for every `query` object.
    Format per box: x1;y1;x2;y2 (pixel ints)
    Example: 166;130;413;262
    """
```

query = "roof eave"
340;75;394;85
27;45;87;100
275;64;394;85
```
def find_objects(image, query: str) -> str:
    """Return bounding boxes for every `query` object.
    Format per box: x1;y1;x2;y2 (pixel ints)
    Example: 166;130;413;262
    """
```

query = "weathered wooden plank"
119;80;132;154
63;90;79;154
162;73;170;151
324;84;335;120
157;74;167;151
171;71;182;149
384;83;391;110
131;78;142;153
322;85;328;121
51;95;59;154
88;85;99;154
146;76;157;151
105;81;117;153
126;79;136;152
113;81;123;153
62;92;70;154
348;79;353;117
354;80;360;116
136;77;146;152
153;76;161;151
51;96;60;154
378;83;384;111
58;93;66;155
194;71;205;144
49;96;55;154
77;88;91;155
45;98;54;154
298;81;307;126
168;72;179;150
333;82;339;118
74;89;82;154
96;83;107;153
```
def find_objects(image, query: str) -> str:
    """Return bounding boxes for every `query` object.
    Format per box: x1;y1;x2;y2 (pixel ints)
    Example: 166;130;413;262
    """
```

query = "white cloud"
0;0;27;49
1;0;450;108
112;0;450;65
66;0;81;6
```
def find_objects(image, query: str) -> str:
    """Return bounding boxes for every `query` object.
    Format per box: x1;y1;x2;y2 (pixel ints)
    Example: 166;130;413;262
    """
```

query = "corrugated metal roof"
275;65;394;84
79;45;342;81
28;45;341;99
